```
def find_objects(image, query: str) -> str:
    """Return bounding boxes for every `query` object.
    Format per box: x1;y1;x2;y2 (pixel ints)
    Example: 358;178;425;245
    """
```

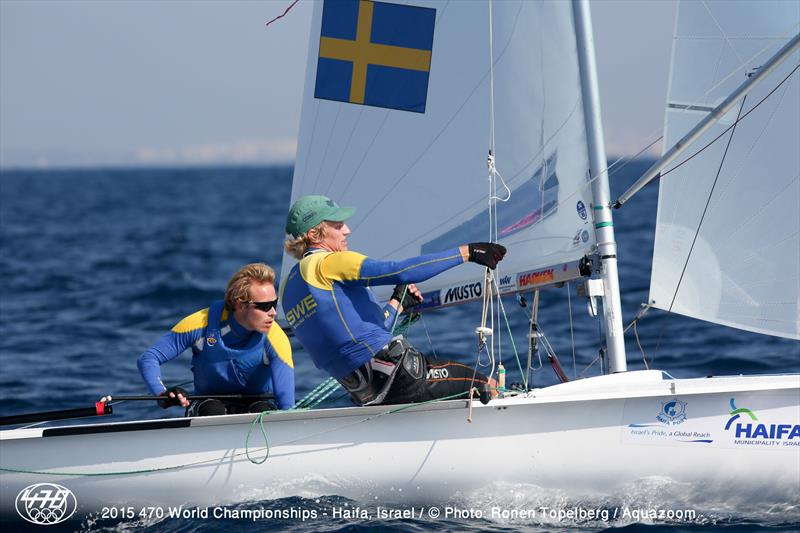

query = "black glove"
158;386;188;409
391;284;422;310
468;242;507;269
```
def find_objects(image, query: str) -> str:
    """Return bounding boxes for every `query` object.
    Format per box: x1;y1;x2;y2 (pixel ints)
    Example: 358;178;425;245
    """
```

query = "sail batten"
281;0;597;310
650;0;800;340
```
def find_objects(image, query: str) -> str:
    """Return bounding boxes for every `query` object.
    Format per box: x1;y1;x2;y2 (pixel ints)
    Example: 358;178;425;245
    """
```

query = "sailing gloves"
158;386;188;409
391;284;422;310
468;242;507;269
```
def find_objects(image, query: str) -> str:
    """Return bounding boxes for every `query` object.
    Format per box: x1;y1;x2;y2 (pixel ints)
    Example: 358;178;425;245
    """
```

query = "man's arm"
137;309;208;396
319;248;466;288
265;324;295;409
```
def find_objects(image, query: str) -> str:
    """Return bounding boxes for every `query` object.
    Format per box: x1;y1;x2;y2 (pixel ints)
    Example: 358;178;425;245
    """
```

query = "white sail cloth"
650;0;800;339
281;0;596;308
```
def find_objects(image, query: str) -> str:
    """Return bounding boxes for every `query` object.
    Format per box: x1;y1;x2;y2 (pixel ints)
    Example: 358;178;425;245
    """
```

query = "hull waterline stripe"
595;222;613;228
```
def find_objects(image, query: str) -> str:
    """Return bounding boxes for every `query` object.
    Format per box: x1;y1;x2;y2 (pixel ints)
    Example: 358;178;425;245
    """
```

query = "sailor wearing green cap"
281;194;507;406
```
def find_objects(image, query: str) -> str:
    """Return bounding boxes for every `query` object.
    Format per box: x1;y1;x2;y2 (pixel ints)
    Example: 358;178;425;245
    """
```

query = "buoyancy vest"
190;300;267;394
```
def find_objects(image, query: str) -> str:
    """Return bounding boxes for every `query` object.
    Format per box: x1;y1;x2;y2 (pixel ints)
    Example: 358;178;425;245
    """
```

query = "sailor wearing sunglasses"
137;263;294;416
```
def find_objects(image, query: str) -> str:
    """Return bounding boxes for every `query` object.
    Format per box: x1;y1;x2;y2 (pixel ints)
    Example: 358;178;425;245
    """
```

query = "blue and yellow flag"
314;0;435;113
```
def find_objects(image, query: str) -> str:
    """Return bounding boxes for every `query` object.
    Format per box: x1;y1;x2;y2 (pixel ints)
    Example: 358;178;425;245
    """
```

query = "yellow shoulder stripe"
320;251;366;282
268;323;294;368
172;308;210;334
299;251;367;290
299;252;332;290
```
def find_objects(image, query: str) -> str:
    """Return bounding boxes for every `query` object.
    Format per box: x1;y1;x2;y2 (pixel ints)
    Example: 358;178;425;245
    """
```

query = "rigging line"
486;0;504;379
264;0;300;27
350;1;526;232
634;320;649;370
324;107;365;196
488;0;496;158
311;105;342;194
567;282;577;380
420;313;439;358
654;94;749;363
494;285;526;379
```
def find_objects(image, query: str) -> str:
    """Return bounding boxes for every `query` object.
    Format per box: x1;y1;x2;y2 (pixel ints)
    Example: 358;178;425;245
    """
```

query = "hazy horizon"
1;0;676;170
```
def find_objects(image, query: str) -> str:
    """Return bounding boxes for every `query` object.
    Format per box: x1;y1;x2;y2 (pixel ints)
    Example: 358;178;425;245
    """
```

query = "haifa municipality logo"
656;398;687;425
724;397;800;441
15;483;78;525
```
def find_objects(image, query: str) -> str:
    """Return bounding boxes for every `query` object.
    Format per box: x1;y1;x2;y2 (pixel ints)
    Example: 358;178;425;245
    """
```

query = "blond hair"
284;222;328;260
224;263;275;311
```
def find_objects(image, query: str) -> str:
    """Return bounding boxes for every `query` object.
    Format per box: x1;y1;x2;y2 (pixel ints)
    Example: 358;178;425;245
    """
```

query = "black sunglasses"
247;299;278;312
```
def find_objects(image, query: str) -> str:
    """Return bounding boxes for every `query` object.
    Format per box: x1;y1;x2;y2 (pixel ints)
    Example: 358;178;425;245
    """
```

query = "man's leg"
421;357;493;404
187;399;227;417
246;399;278;413
383;355;492;405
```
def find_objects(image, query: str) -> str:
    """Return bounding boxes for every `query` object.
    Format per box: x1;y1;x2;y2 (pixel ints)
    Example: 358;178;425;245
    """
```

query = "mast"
572;0;627;373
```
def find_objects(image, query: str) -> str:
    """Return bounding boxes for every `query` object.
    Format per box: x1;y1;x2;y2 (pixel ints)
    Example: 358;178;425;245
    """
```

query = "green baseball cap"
285;195;356;237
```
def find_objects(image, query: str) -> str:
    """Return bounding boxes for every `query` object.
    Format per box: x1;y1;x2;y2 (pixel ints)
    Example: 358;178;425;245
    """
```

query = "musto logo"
15;483;78;525
443;282;481;304
724;398;800;447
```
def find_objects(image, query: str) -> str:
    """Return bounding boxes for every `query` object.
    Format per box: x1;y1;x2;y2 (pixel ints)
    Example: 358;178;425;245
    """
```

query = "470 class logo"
15;483;78;525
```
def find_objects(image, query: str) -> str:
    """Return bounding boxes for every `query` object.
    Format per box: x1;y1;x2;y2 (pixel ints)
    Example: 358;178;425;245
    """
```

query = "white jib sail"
650;0;800;339
281;0;596;309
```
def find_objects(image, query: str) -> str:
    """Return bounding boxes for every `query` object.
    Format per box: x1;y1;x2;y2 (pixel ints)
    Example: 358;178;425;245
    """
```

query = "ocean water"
0;161;797;532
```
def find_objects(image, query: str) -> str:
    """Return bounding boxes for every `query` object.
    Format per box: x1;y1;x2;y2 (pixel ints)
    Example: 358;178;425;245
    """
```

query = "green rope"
1;390;482;477
389;285;408;334
245;411;270;464
294;378;342;409
391;312;420;337
497;293;526;383
294;377;341;408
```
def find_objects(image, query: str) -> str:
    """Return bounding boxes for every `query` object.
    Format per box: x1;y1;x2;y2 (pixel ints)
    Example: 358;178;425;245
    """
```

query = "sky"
0;0;676;169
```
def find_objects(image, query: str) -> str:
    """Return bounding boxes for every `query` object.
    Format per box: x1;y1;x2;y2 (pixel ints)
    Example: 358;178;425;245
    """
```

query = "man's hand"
391;283;423;311
467;242;507;269
158;386;190;409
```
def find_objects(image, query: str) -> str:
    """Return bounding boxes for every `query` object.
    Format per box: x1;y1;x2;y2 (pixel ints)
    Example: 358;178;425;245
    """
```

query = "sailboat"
1;0;798;524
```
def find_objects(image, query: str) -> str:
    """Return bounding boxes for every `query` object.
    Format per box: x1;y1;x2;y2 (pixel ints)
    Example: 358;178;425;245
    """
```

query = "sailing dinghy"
1;0;798;523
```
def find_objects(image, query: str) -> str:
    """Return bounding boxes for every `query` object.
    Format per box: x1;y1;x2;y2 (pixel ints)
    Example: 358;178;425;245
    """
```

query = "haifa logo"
15;483;78;525
724;398;800;440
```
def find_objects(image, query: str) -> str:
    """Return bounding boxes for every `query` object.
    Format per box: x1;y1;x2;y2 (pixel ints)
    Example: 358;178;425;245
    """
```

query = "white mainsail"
281;0;596;308
650;0;800;339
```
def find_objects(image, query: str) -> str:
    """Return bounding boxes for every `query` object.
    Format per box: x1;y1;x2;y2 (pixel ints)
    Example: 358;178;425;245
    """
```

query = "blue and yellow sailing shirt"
137;301;295;409
280;248;463;378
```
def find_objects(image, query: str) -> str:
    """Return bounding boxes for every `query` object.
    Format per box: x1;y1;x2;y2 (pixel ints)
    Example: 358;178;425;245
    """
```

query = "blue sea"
0;161;798;532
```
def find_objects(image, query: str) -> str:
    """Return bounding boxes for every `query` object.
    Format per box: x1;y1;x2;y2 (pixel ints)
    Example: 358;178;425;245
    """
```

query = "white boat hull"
2;371;798;520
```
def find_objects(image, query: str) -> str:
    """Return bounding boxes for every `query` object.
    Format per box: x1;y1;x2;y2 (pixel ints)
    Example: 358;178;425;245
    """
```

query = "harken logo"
15;483;78;525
